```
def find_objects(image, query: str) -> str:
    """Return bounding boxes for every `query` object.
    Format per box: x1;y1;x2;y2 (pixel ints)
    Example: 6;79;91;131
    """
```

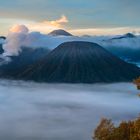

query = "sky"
0;0;140;35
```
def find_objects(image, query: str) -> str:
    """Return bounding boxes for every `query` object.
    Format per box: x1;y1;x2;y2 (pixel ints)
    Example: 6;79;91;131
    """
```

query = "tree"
134;77;140;90
93;117;140;140
93;118;114;140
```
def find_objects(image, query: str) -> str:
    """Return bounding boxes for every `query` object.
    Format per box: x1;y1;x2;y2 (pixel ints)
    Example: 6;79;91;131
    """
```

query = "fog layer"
0;80;139;140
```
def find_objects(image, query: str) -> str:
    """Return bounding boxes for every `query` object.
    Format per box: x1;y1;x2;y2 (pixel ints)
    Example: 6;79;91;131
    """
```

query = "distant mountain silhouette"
17;41;140;83
110;33;136;40
125;33;136;38
0;44;4;54
0;36;6;40
103;33;140;63
0;37;5;54
48;29;73;36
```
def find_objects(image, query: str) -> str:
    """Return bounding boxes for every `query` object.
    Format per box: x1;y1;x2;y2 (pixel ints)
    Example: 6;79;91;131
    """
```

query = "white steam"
3;25;29;57
9;24;29;34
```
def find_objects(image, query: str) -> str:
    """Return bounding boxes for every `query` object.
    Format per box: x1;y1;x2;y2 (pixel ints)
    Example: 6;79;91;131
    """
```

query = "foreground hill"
17;41;140;83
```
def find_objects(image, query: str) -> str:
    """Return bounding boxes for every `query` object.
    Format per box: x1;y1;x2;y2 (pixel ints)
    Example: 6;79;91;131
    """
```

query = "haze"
0;80;139;140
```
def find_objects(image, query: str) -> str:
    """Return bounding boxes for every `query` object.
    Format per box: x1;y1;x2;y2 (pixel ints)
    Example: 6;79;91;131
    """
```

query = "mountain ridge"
16;41;140;83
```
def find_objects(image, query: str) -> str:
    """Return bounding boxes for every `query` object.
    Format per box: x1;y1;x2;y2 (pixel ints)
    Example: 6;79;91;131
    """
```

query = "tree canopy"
93;117;140;140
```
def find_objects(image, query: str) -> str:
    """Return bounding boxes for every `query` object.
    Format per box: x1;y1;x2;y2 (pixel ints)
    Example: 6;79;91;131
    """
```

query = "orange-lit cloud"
27;15;68;33
9;25;29;33
43;15;68;27
3;16;140;36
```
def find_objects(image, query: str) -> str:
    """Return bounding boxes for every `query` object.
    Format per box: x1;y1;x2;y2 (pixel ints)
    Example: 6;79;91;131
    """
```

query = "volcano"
17;41;140;83
110;33;136;40
48;29;73;36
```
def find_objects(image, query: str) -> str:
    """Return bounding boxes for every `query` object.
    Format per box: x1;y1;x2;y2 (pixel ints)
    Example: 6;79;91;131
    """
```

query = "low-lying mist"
0;80;139;140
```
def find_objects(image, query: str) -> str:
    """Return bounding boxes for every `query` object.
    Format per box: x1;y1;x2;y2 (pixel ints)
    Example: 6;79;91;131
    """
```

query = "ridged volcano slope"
18;41;140;83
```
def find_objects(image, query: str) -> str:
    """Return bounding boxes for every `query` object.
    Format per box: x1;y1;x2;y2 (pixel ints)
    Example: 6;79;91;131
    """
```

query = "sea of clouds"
0;80;139;140
0;25;140;64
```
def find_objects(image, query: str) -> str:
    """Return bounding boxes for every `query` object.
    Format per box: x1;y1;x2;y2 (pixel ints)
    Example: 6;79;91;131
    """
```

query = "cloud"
0;38;5;44
1;24;73;58
27;15;69;33
9;25;29;33
43;15;68;27
1;24;140;66
0;81;139;140
2;25;29;57
0;0;140;36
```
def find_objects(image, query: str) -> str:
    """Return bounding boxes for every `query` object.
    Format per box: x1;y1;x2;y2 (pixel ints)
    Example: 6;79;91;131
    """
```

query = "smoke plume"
3;25;29;57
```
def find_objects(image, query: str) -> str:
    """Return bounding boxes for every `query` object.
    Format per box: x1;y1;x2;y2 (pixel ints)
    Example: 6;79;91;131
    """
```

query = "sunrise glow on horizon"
0;0;140;36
